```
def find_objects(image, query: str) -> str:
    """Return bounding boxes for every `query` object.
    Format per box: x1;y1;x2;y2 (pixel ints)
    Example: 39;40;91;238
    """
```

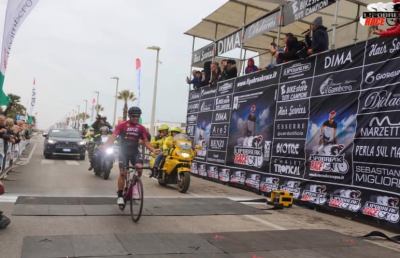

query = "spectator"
271;33;303;63
201;61;211;86
245;58;259;74
186;70;202;89
374;0;400;37
220;59;237;81
306;16;329;55
209;61;221;87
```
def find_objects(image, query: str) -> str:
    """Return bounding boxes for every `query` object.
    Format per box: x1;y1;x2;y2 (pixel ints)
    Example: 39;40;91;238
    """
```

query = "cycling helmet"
170;127;182;134
100;126;109;134
128;106;142;116
158;124;169;132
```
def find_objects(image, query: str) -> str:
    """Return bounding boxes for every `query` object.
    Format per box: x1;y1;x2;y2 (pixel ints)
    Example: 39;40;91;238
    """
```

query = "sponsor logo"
324;50;353;69
277;104;307;117
214;111;228;122
190;92;200;100
215;96;231;110
230;171;246;184
234;146;263;168
245;174;261;189
364;69;400;85
329;189;362;212
362;196;400;223
219;168;230;182
210;139;226;150
368;38;400;57
309;153;349;175
283;63;311;77
187;114;197;123
260;177;279;193
201;88;217;98
280;80;309;100
281;181;301;199
276;143;300;155
274;164;301;176
211;124;229;136
217;31;241;56
207;166;219;179
360;116;400;137
219;82;233;93
319;77;355;95
200;101;213;112
198;164;207;177
301;185;327;205
362;90;400;110
236;71;278;88
360;2;400;26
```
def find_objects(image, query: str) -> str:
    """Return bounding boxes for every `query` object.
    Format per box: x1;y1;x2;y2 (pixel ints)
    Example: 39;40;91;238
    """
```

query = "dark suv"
43;129;86;159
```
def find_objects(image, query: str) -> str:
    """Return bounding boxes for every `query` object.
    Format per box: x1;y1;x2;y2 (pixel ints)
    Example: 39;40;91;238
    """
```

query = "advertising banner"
186;37;400;230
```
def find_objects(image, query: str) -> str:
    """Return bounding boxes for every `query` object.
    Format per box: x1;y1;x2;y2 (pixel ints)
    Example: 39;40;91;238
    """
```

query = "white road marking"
65;161;80;166
0;194;18;203
41;160;55;165
17;142;37;166
243;214;286;230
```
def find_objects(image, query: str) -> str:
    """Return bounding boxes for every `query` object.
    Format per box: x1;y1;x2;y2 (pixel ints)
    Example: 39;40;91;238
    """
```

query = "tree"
95;104;104;114
77;112;89;121
4;94;26;119
117;90;136;121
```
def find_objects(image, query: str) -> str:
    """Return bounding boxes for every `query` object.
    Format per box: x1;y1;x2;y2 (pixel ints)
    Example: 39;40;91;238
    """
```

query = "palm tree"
117;90;136;121
4;94;26;118
95;104;104;114
77;112;89;121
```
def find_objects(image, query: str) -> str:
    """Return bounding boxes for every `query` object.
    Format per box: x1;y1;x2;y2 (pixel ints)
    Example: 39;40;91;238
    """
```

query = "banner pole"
276;5;283;48
238;5;247;77
189;36;195;91
331;0;340;49
354;3;360;43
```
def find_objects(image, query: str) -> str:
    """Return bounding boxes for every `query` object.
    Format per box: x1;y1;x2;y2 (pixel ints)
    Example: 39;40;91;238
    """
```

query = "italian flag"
0;0;39;106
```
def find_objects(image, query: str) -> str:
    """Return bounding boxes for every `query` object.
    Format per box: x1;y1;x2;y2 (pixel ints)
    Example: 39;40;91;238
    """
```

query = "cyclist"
102;106;159;206
155;127;182;178
150;124;169;178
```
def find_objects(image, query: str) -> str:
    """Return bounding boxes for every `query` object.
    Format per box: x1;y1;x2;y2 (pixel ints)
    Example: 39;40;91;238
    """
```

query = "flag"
135;58;141;107
0;0;40;106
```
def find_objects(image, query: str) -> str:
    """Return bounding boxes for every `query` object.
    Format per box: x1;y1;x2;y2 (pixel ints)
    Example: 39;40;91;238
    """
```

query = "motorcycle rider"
319;110;337;149
102;106;159;206
156;127;182;178
92;126;112;170
150;124;169;178
91;114;112;135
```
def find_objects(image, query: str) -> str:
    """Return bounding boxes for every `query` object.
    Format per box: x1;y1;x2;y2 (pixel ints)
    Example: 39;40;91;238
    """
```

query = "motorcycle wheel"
158;172;167;186
103;169;110;180
177;172;190;193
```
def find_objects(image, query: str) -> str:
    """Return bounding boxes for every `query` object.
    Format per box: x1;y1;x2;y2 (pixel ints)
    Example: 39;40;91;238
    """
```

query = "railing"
0;139;30;179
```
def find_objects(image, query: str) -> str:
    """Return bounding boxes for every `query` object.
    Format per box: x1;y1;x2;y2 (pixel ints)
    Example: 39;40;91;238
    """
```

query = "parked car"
43;129;86;159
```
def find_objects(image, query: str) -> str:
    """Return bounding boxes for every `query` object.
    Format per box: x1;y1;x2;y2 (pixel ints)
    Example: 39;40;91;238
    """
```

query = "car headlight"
105;148;114;155
48;139;56;144
78;140;86;145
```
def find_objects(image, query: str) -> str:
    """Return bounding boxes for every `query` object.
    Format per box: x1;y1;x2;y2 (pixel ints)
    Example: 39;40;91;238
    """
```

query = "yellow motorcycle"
154;134;195;193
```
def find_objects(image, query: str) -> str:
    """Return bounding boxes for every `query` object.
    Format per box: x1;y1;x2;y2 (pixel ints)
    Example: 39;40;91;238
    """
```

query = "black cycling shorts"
118;149;143;169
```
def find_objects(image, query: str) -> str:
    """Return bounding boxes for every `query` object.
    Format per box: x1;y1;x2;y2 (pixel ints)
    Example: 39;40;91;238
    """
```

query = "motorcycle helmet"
128;106;142;117
170;127;182;134
158;124;169;132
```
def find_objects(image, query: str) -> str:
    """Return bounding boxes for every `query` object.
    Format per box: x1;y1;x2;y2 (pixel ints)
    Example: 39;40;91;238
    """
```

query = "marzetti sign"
217;31;241;56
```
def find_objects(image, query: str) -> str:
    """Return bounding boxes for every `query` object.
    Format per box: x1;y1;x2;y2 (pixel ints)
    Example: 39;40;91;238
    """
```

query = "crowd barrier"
186;37;400;231
0;139;30;179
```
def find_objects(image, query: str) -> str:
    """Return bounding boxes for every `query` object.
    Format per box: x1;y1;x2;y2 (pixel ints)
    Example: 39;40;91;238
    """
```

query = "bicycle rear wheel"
129;176;144;222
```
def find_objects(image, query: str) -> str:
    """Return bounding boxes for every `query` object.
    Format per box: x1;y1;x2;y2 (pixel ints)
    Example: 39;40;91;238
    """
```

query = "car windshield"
49;129;81;138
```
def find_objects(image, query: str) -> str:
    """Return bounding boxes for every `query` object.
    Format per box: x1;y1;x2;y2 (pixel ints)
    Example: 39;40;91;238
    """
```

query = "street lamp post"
147;45;161;136
77;105;81;130
94;91;100;116
110;76;119;127
83;99;88;124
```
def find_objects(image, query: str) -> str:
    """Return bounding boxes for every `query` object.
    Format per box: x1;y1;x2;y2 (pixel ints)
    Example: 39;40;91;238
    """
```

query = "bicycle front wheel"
130;177;144;222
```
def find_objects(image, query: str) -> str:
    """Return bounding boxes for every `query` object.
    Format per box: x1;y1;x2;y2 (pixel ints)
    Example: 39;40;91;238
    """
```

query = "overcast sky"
0;0;226;129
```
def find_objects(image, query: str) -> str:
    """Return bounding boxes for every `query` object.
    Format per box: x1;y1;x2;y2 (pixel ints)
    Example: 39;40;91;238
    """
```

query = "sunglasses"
129;114;140;118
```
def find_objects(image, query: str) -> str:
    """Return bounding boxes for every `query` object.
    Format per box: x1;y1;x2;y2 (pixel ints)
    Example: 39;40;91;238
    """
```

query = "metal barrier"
0;139;30;179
